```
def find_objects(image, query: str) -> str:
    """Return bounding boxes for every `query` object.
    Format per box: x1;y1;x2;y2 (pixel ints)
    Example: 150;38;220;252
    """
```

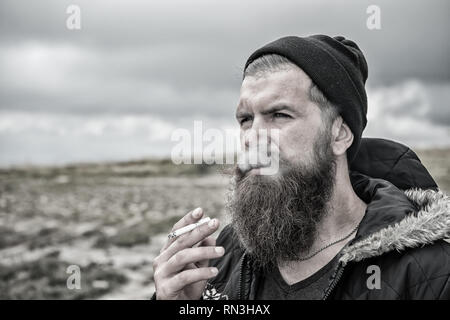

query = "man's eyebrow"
235;109;252;119
260;104;300;115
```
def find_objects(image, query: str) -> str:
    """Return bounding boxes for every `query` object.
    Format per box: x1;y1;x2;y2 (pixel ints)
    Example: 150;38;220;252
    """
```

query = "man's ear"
331;117;353;157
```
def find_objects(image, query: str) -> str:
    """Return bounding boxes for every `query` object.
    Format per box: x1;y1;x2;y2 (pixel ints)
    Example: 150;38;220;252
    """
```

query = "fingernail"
192;207;202;218
215;247;224;255
208;219;217;228
211;267;218;275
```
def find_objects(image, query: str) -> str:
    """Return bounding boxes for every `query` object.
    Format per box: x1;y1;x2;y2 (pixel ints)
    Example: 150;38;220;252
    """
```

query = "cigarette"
168;217;211;239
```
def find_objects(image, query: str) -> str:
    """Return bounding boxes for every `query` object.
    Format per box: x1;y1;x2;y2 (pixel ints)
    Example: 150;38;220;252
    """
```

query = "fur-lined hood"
340;188;450;266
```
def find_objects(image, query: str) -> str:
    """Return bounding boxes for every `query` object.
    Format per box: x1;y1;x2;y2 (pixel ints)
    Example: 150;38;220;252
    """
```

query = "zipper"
322;229;360;299
238;253;247;300
322;262;345;300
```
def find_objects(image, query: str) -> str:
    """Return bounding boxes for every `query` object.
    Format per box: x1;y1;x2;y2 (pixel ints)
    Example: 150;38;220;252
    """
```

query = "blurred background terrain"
0;160;230;299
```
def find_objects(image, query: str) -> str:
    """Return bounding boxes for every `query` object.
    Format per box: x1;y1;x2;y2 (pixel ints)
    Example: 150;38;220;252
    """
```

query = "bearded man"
152;35;450;300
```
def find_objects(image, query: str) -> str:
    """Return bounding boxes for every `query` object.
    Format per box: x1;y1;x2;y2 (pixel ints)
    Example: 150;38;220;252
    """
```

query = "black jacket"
203;138;450;300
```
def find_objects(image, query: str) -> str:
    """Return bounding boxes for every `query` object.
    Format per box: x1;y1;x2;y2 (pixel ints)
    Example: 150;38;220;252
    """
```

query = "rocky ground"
0;160;229;299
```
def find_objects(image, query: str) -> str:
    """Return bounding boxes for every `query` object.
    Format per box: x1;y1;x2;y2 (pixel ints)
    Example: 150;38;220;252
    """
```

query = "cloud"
0;0;448;165
1;0;449;83
0;42;240;118
365;80;450;148
0;111;178;165
0;111;175;139
0;110;242;166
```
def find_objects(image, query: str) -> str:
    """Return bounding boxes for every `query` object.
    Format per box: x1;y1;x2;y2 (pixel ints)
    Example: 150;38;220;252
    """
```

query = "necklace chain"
297;222;360;261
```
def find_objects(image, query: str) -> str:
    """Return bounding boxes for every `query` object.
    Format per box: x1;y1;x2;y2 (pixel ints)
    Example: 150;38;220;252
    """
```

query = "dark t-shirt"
255;254;340;300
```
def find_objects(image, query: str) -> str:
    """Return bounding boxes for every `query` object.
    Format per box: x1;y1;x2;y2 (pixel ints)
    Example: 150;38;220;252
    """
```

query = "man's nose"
243;116;270;149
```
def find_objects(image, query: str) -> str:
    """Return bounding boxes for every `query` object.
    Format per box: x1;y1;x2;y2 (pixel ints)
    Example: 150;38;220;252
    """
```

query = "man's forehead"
238;87;283;108
238;69;313;109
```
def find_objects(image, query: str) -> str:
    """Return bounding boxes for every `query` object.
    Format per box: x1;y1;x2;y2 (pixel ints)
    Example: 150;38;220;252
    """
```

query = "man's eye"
273;112;291;119
240;117;252;125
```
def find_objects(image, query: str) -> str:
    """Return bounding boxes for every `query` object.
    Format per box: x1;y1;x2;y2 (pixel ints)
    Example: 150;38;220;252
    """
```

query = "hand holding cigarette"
167;217;211;239
152;208;224;300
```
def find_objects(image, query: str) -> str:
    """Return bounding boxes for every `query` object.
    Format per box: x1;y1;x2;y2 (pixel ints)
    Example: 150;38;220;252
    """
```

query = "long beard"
226;132;336;270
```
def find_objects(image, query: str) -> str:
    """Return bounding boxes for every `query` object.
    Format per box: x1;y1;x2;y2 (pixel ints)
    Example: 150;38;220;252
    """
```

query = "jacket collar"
350;171;418;242
341;172;450;265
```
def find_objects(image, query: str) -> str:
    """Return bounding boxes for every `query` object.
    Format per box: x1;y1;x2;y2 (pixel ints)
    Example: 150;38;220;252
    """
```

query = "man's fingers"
163;246;224;276
171;207;204;232
166;267;219;293
195;237;216;268
196;236;216;248
161;208;204;252
161;218;220;262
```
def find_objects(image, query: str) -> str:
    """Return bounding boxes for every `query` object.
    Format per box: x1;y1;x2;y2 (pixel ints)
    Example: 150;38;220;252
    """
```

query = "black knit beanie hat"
244;35;368;164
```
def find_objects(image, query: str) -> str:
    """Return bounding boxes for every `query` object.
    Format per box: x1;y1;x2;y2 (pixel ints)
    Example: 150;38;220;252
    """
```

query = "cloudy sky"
0;0;449;166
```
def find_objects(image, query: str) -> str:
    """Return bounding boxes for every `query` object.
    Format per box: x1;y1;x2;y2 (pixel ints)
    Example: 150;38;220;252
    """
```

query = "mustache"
236;142;281;176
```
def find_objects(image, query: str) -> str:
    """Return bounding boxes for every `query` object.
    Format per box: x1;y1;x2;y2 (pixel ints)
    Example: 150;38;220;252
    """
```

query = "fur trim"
340;188;450;266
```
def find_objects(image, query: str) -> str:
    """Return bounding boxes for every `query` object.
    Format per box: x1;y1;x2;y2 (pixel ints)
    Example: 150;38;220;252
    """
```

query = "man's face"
228;65;337;268
236;67;325;172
